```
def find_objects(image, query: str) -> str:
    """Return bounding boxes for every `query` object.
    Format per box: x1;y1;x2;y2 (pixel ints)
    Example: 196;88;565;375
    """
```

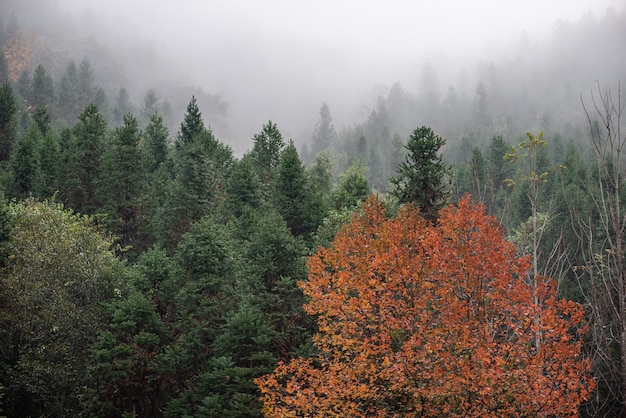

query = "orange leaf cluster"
2;29;34;83
256;196;594;417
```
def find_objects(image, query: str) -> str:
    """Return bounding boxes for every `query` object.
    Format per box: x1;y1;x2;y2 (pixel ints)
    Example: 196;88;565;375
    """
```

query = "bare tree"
575;82;626;417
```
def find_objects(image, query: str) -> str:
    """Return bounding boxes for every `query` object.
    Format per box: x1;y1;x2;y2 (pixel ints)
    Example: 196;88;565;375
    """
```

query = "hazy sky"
55;0;620;147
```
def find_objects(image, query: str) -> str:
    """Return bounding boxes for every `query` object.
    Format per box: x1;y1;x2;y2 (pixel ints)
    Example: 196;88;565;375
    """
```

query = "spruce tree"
99;113;145;251
71;103;107;214
30;64;54;109
143;113;170;173
177;95;203;145
311;102;337;156
9;124;42;199
389;126;451;222
273;141;320;239
0;81;17;162
250;120;285;188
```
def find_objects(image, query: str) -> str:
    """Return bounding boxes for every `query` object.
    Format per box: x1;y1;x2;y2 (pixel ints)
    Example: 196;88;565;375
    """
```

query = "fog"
3;0;623;153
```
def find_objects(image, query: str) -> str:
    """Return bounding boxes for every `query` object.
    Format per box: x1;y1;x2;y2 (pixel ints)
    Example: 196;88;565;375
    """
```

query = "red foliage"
256;195;594;417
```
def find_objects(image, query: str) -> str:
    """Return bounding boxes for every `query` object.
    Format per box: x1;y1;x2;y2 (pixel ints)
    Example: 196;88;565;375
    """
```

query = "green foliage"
331;162;371;210
69;102;107;214
250;120;285;189
177;95;204;145
310;102;337;156
389;126;451;222
170;99;233;238
98;113;146;251
89;286;169;417
273;141;322;239
0;81;17;161
225;155;262;219
30;64;54;109
9;124;42;199
0;198;118;417
143;113;170;173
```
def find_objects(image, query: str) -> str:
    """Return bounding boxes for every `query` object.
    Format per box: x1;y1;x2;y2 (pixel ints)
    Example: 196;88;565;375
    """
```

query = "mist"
3;0;623;154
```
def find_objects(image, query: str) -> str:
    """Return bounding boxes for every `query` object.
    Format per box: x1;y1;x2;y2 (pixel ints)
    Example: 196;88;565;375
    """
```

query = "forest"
0;2;625;417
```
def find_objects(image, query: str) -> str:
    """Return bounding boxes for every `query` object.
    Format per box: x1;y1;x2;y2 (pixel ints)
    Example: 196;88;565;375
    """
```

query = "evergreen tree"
99;113;145;251
311;102;337;156
37;117;59;198
9;124;42;199
57;60;79;123
249;120;285;192
0;50;8;83
70;103;107;214
0;81;17;162
143;112;170;173
169;97;233;241
112;87;135;126
176;95;204;145
77;57;96;109
30;64;54;108
225;155;262;219
307;152;333;212
389;126;451;222
89;285;170;417
273;141;321;239
140;88;160;125
331;162;371;210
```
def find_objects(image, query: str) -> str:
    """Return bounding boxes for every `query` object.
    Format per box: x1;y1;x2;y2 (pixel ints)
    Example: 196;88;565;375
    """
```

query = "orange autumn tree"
256;195;594;417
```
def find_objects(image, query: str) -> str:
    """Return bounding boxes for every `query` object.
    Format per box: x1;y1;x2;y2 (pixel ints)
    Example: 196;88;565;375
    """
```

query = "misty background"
2;0;624;155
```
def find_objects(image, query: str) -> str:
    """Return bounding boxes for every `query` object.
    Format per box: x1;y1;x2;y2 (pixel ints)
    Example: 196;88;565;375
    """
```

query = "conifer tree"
226;155;262;219
250;120;285;190
99;113;145;251
273;141;321;239
70;103;107;214
30;64;54;109
143;112;170;173
9;124;42;199
311;102;337;156
389;126;451;222
0;80;17;161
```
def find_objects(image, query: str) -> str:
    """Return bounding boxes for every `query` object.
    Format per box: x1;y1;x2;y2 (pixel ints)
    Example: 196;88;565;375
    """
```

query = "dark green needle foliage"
390;126;451;222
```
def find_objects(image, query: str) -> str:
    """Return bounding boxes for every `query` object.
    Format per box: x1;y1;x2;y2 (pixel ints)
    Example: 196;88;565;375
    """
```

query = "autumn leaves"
256;196;594;417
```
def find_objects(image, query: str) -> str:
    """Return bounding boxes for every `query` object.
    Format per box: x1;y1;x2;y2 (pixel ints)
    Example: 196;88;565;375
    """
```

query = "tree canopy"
257;195;594;417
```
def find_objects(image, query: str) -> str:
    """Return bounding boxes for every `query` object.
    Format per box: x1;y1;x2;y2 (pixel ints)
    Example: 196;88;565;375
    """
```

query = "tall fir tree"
9;124;42;199
310;102;337;157
273;141;322;240
30;64;54;109
70;103;107;214
143;113;170;173
0;81;17;162
389;126;451;222
250;120;285;191
99;113;145;252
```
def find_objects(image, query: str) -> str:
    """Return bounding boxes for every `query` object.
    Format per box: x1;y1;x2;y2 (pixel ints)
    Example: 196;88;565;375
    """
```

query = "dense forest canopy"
0;1;625;417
